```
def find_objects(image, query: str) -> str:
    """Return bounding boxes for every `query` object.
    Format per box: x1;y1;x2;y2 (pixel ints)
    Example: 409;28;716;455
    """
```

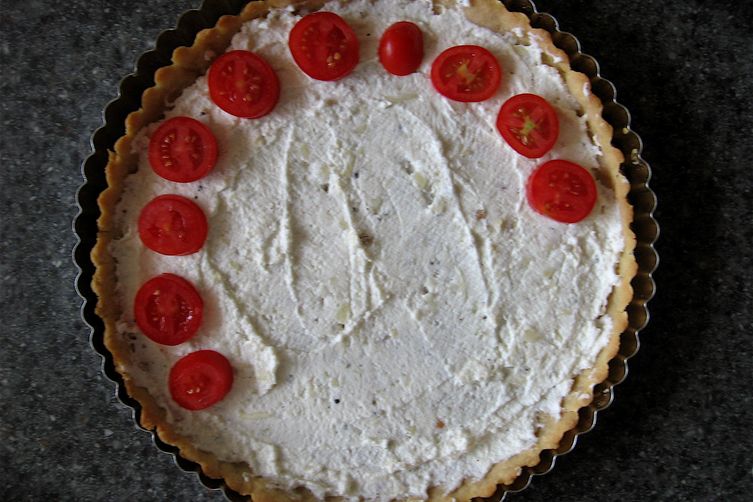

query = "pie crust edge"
90;1;638;500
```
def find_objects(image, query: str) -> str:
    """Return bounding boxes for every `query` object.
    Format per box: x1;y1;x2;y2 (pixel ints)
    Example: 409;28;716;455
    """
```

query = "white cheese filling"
111;0;624;499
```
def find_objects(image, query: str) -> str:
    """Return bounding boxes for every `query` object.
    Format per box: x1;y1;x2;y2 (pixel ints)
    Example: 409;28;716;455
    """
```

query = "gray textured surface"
1;0;752;500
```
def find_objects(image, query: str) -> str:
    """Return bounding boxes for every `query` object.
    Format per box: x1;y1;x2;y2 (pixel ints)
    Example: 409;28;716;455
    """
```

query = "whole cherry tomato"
378;21;424;76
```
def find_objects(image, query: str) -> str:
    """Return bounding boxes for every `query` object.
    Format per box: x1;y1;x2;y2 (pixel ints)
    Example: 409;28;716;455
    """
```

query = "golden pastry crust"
91;0;637;499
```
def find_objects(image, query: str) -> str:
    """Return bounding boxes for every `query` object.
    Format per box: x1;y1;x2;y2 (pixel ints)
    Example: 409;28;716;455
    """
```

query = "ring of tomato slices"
125;11;606;420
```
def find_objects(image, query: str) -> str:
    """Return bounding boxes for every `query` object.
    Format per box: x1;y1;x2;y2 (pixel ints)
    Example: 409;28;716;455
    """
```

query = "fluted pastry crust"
92;1;637;499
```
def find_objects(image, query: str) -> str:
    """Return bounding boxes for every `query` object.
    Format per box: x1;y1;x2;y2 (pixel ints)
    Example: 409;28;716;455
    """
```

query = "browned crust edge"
91;0;638;500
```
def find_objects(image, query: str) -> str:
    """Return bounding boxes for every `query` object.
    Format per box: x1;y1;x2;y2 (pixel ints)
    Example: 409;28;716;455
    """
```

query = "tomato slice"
147;116;218;182
378;21;424;76
208;50;280;118
526;160;598;223
169;350;234;411
430;45;501;102
289;11;359;81
497;93;559;159
138;194;208;255
134;274;203;346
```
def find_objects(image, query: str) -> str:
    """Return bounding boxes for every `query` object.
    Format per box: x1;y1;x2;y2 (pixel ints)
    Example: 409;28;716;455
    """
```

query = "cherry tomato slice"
526;160;597;223
208;50;280;118
134;274;203;346
289;11;359;81
378;21;424;76
169;350;234;411
138;194;208;255
497;93;559;159
147;116;218;183
430;45;501;102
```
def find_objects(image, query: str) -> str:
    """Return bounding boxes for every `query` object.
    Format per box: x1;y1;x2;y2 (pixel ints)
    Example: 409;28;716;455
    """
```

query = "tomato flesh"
147;116;218;182
208;50;280;118
169;350;234;411
497;93;559;158
134;274;203;346
378;21;423;76
526;160;597;223
138;194;208;255
430;45;501;102
289;11;359;81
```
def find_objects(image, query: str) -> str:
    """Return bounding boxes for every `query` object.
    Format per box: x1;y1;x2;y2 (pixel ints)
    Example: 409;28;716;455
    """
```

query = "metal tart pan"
73;0;659;499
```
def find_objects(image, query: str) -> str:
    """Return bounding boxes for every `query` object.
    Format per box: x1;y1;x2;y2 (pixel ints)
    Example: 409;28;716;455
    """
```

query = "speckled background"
1;0;752;500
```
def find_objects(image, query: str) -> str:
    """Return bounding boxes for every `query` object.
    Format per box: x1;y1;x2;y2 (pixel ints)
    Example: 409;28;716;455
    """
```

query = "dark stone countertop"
1;0;751;500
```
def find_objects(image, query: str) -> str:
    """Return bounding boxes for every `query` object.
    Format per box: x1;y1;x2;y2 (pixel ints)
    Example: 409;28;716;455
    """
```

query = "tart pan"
73;0;659;499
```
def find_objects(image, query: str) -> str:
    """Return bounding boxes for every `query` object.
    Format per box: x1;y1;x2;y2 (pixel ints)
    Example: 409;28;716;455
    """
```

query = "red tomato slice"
208;50;280;118
526;160;597;223
138;194;208;255
378;21;424;76
147;116;218;182
497;93;559;159
134;274;203;346
289;11;359;81
430;45;501;102
169;350;234;411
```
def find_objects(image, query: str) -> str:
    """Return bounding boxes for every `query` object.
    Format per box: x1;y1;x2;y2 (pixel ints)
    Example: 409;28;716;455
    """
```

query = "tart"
92;0;637;499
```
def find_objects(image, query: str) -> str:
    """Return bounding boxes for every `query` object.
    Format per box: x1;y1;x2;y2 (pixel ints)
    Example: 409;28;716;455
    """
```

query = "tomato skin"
497;93;559;159
138;194;208;256
208;50;280;118
430;45;501;102
378;21;424;76
289;11;359;81
148;117;218;182
526;160;597;223
134;274;203;346
169;350;234;411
